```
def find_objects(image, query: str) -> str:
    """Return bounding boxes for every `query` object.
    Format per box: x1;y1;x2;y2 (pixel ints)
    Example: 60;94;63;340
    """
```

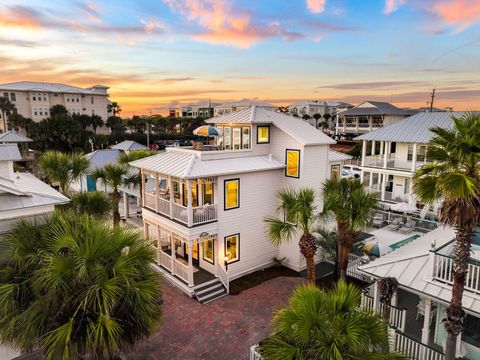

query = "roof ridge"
183;153;197;178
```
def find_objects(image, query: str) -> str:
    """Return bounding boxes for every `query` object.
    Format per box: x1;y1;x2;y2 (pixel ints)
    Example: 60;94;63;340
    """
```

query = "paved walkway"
126;276;303;360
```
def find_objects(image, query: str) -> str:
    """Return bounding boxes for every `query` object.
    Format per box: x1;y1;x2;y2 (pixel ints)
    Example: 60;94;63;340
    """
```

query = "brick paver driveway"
126;276;303;360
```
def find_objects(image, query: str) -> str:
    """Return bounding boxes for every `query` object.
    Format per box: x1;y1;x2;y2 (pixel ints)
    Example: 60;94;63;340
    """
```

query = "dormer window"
257;126;270;144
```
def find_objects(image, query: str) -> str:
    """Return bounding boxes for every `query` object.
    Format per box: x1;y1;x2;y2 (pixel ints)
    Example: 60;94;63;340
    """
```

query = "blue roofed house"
111;140;147;153
70;149;122;192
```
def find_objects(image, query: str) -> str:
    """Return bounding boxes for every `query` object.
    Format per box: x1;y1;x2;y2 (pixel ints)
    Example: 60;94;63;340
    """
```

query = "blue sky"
0;0;479;115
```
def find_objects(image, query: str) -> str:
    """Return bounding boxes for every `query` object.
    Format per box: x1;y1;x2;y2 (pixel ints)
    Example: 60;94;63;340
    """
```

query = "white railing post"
411;143;417;172
373;280;380;311
168;176;173;219
361;141;366;166
421;299;432;343
154;173;159;213
187;239;194;287
170;232;175;275
187;179;193;227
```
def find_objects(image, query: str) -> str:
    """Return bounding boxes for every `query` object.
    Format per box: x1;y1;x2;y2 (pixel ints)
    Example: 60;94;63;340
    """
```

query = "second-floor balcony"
433;240;480;294
142;173;217;227
364;155;425;172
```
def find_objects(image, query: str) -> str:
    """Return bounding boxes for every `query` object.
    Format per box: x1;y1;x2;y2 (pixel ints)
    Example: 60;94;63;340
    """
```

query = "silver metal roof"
0;81;108;95
129;148;285;179
359;226;480;316
328;150;352;162
341;101;417;117
0;144;22;161
0;131;32;143
111;140;147;151
85;149;121;172
354;112;463;143
0;172;69;212
207;106;336;146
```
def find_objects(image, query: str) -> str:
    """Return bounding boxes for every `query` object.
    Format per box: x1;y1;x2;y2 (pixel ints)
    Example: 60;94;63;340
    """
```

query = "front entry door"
184;242;199;266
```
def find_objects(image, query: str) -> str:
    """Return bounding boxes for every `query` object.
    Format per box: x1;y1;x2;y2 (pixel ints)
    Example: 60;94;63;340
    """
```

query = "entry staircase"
193;278;228;304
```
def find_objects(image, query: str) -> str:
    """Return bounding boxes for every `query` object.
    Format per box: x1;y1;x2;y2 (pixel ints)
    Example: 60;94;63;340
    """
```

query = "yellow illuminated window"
224;179;239;210
257;126;270;143
225;234;239;263
203;239;214;264
286;149;300;178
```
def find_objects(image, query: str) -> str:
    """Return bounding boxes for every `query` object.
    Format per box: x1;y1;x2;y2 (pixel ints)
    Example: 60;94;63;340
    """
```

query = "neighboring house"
111;140;147;153
213;100;275;117
328;150;352;179
129;106;335;302
169;101;219;118
71;149;122;192
336;101;417;139
0;81;110;132
0;131;35;162
289;101;352;129
0;143;69;235
354;112;461;211
359;226;480;359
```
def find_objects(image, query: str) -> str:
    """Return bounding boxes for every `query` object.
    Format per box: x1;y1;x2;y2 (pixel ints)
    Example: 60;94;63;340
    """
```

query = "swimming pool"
389;234;421;250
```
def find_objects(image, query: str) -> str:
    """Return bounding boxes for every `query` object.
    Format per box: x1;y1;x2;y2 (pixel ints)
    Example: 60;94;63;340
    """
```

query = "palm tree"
378;277;399;324
314;226;365;277
0;96;15;132
108;101;121;117
38;151;89;194
322;178;378;281
413;113;480;360
70;191;112;218
264;188;319;284
92;163;139;227
0;211;162;360
119;149;157;202
90;114;104;134
312;113;322;128
259;282;398;359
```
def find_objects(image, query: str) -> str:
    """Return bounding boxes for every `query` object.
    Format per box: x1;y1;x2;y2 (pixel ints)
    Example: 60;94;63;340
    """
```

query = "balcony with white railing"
433;248;480;294
142;172;218;227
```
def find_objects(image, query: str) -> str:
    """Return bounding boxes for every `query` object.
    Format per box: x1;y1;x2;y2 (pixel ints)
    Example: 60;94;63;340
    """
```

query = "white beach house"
359;227;480;359
130;106;335;303
355;112;462;212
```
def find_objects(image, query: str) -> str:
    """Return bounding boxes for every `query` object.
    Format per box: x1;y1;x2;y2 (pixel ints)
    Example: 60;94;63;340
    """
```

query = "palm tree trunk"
299;233;317;284
337;221;349;281
112;190;121;227
444;228;472;360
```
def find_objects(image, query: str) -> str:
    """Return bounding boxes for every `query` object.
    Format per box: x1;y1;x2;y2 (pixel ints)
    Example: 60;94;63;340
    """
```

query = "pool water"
389;234;421;250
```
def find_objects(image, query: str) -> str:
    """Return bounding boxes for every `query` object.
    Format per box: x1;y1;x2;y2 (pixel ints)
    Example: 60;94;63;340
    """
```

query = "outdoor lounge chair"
385;217;402;230
372;214;384;228
399;220;415;234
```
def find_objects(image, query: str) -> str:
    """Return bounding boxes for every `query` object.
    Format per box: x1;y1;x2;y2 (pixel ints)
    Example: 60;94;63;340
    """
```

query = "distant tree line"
2;98;205;152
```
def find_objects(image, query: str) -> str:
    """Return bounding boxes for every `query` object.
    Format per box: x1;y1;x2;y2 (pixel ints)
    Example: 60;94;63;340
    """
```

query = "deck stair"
193;278;228;304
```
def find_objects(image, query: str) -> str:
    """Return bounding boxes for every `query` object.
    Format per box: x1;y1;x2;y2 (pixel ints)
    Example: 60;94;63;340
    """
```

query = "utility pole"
146;108;152;148
429;89;436;112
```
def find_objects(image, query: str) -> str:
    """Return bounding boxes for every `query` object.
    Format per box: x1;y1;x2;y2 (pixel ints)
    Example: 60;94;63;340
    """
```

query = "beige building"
0;81;111;132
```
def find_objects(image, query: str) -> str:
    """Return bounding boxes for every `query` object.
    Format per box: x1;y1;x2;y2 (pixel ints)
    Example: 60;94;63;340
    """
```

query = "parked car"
341;165;361;179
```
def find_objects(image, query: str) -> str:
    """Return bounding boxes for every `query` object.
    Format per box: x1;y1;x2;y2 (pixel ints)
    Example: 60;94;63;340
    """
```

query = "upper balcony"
432;239;480;294
363;155;424;172
142;172;217;227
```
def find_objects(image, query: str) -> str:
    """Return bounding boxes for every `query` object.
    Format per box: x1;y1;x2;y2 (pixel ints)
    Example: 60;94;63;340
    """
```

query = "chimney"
0;144;21;181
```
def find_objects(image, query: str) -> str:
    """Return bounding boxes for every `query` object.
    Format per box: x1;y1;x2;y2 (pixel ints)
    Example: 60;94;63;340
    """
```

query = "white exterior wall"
0;205;54;234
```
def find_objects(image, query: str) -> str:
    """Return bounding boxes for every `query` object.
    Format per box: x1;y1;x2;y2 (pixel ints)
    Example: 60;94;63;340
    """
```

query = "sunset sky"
0;0;479;116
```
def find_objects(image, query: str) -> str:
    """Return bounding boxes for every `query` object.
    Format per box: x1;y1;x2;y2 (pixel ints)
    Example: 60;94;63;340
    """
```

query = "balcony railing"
360;292;406;332
145;197;218;227
392;329;445;360
434;253;480;294
363;155;424;171
384;191;409;203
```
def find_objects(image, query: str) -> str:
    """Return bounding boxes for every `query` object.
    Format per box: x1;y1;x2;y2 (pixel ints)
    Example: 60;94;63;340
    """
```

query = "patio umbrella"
193;125;219;137
362;241;392;257
390;202;417;214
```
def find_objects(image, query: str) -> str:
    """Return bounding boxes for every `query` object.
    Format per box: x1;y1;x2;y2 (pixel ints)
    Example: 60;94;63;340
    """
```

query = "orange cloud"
432;0;480;31
306;0;326;14
0;5;44;29
163;0;302;48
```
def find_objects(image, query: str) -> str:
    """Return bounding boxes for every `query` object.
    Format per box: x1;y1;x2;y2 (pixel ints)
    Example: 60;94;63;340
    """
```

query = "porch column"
198;179;203;206
140;170;145;207
369;171;373;188
408;178;415;205
371;140;376;156
187;179;193;227
381;173;386;201
373;280;380;312
380;141;384;158
123;191;129;218
383;141;388;169
168;176;173;219
187;238;194;287
391;290;398;307
170;231;175;275
411;143;417;172
154;173;159;213
361;141;367;166
421;298;432;343
360;170;364;184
